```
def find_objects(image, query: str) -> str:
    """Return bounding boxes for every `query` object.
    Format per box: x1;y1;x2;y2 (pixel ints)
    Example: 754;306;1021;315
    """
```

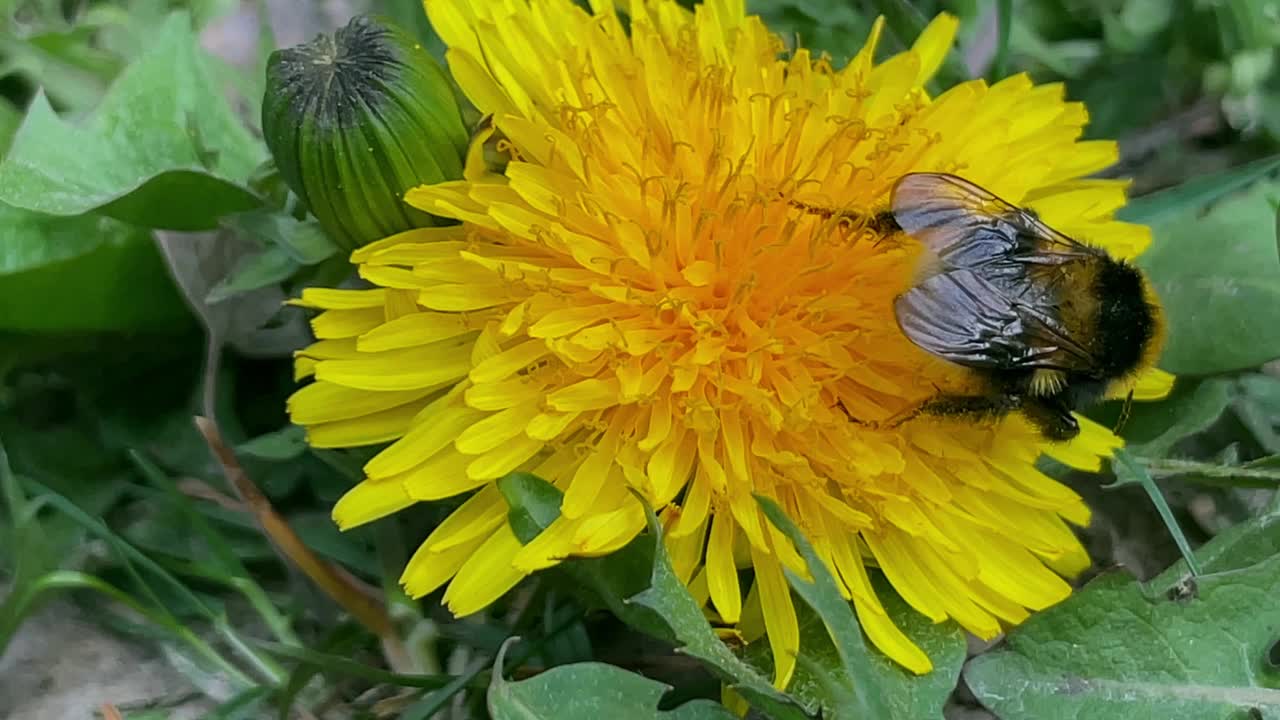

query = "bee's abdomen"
1091;259;1159;379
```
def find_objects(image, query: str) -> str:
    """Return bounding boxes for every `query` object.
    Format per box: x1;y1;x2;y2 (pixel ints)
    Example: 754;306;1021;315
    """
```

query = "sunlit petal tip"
911;12;960;84
332;481;414;530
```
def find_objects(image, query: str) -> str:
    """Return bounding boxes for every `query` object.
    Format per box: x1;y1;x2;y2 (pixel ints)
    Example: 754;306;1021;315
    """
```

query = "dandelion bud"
262;15;466;251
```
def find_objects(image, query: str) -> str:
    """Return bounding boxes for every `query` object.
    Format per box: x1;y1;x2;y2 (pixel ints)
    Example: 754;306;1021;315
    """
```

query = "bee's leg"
1112;389;1136;436
1020;395;1080;441
840;393;1019;430
785;196;901;238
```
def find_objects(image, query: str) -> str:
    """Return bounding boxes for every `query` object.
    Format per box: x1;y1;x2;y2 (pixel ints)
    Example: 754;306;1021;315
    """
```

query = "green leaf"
0;203;107;275
627;502;812;720
1118;377;1233;456
0;13;265;230
500;472;565;543
965;510;1280;720
0;25;118;111
1121;154;1280;226
203;687;272;720
0;99;21;156
487;638;736;719
205;245;300;303
224;210;338;265
756;496;889;719
155;228;311;355
0;214;192;332
1138;179;1280;374
236;425;308;461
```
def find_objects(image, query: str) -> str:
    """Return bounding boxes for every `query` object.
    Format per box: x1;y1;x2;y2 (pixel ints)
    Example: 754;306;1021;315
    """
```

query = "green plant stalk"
991;0;1014;80
100;529;286;685
230;576;303;647
19;479;289;685
128;450;302;646
0;570;254;687
1139;457;1280;484
254;640;461;689
214;614;288;687
1112;450;1203;576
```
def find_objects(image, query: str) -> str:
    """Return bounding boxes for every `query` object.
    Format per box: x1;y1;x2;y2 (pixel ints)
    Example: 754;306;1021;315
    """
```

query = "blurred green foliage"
0;1;1278;718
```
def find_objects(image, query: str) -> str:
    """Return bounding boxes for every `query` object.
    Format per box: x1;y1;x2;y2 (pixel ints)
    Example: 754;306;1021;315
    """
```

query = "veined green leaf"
965;510;1280;720
487;638;736;719
1139;179;1280;374
0;13;265;230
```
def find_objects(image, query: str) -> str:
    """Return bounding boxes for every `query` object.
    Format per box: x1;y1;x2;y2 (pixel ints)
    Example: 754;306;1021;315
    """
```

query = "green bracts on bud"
262;15;467;252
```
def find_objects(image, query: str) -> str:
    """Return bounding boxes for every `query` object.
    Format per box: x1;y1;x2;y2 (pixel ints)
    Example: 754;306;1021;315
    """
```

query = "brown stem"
194;415;410;670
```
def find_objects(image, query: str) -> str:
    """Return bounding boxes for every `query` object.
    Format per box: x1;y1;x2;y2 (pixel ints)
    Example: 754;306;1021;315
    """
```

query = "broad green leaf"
0;13;264;230
1155;511;1280;579
1007;19;1103;79
0;26;118;111
0;216;192;332
965;510;1280;720
0;99;20;155
756;497;965;719
1138;179;1280;375
1120;154;1280;226
0;203;106;275
488;639;736;720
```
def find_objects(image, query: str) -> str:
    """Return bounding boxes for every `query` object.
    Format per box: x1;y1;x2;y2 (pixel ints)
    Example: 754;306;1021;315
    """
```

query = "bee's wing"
891;173;1095;266
895;269;1098;372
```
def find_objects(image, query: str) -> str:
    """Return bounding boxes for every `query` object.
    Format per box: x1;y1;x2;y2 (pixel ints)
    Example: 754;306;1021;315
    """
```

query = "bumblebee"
873;173;1165;441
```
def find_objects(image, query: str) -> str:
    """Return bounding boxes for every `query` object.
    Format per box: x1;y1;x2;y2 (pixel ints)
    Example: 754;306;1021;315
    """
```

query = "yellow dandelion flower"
288;0;1175;687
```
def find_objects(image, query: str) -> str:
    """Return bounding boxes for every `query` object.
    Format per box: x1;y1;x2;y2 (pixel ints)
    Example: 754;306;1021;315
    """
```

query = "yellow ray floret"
288;0;1173;686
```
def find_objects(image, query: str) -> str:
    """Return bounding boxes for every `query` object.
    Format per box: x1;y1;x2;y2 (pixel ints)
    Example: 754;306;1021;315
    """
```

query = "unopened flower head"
262;14;467;250
288;0;1173;686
